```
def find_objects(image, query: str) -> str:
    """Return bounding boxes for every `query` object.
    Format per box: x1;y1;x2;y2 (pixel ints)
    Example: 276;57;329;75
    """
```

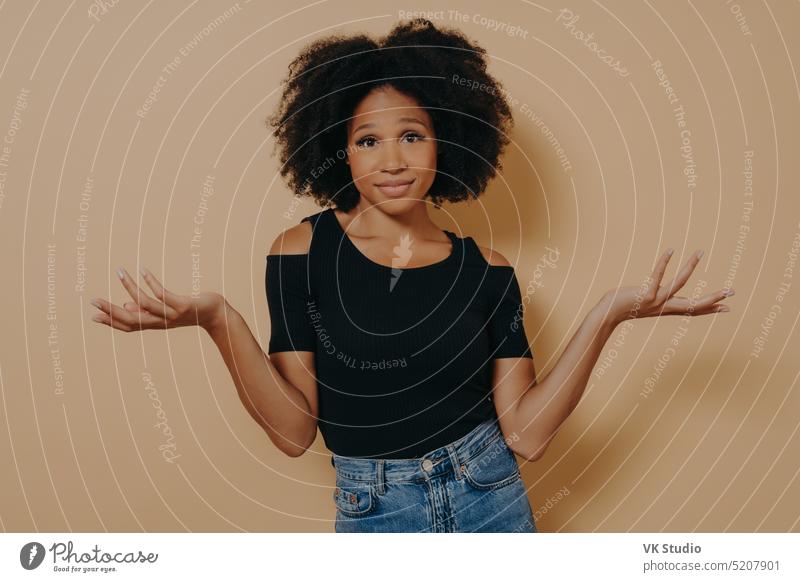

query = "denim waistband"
330;417;507;483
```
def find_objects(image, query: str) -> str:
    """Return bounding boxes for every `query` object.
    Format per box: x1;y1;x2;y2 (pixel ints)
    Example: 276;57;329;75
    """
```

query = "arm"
204;304;317;458
487;247;733;462
89;223;319;458
205;219;319;457
492;299;615;462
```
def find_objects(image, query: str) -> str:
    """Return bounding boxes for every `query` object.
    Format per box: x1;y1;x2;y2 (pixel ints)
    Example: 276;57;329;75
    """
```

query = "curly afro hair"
267;18;514;212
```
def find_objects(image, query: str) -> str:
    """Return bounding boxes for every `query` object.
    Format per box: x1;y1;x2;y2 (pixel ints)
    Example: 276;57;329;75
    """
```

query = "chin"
376;196;428;213
357;191;425;212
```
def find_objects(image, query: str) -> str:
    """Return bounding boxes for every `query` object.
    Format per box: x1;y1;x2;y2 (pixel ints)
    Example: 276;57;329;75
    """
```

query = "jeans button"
422;458;434;472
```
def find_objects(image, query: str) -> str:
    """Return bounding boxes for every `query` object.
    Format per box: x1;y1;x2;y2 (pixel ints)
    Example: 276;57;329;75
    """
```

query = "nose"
379;138;407;174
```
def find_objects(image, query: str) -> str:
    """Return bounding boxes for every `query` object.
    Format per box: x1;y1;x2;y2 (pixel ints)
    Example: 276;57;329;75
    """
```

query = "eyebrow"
351;116;429;134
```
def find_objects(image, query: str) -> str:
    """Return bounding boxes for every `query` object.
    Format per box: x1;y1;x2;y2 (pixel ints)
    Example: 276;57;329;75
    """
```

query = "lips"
375;178;415;197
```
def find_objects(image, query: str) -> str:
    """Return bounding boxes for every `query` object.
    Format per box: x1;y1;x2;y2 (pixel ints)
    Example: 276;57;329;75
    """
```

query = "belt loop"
376;459;386;495
446;444;464;481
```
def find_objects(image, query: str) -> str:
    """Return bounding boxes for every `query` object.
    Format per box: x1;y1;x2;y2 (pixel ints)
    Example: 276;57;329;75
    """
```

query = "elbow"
277;435;313;458
278;433;313;457
275;426;317;458
263;433;307;458
262;416;317;458
512;439;548;462
282;445;309;458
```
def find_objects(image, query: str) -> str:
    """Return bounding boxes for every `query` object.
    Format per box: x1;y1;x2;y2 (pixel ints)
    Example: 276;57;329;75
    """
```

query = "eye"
355;136;377;148
401;131;425;143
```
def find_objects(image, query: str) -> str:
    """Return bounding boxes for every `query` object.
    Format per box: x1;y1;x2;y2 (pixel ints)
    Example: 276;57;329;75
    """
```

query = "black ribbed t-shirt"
265;208;533;459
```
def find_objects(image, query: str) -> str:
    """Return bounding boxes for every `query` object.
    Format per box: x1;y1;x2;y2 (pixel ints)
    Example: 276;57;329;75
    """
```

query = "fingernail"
92;314;104;322
140;267;147;278
725;288;735;297
90;298;101;308
667;248;674;256
117;267;125;280
697;250;704;259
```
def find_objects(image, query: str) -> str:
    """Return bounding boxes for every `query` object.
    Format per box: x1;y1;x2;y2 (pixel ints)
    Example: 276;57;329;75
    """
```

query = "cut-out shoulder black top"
265;208;533;459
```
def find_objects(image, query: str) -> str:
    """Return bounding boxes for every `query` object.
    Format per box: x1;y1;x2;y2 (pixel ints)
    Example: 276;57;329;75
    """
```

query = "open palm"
603;248;734;324
90;266;224;332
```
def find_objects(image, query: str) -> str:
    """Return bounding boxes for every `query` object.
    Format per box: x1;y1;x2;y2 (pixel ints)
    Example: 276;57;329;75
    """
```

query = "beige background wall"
0;0;798;532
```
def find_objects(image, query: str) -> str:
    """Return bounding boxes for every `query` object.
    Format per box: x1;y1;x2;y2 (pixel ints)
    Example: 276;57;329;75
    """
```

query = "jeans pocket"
461;435;521;491
333;477;376;518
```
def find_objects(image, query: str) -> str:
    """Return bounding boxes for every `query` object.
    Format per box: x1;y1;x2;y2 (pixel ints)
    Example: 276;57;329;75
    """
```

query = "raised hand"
602;248;734;325
90;266;225;332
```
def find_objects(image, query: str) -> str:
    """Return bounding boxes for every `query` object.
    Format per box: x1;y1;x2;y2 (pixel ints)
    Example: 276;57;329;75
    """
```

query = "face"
345;85;437;211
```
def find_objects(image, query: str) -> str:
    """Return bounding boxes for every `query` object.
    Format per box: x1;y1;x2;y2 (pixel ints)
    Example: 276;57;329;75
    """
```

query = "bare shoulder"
268;220;313;255
477;244;512;267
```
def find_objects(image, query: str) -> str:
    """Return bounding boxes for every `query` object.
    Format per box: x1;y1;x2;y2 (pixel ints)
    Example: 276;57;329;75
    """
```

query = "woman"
90;19;733;532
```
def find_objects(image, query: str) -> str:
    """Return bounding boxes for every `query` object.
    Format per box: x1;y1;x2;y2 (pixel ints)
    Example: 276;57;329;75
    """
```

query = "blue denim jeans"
330;417;537;532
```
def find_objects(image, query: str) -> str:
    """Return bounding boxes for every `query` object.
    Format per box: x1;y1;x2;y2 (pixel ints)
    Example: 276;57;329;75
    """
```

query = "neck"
342;199;446;241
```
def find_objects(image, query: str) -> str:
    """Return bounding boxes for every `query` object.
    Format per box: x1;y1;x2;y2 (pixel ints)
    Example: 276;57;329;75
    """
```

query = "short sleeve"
265;254;317;354
486;267;533;359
